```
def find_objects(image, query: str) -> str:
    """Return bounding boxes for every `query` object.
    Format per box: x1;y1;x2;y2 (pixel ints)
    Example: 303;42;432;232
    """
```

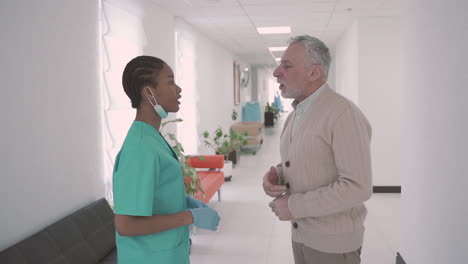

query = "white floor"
191;115;400;264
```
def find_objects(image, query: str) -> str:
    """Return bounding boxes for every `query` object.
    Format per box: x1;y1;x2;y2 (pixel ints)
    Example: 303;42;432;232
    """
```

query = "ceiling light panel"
257;26;291;34
268;46;287;51
238;0;335;5
151;0;239;9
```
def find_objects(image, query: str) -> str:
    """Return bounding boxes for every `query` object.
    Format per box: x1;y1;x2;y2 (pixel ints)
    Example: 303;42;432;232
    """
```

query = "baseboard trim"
396;252;406;264
373;186;401;193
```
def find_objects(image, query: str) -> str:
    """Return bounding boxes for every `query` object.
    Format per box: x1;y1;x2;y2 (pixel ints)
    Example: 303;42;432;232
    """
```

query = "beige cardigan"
278;85;372;253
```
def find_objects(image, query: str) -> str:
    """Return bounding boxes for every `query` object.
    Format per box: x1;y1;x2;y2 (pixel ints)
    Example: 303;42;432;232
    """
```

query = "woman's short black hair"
122;55;166;108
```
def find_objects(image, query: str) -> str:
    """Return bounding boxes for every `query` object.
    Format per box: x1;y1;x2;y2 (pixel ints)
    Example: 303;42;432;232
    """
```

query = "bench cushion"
195;171;225;203
187;155;224;169
97;248;117;264
231;121;263;136
0;198;115;264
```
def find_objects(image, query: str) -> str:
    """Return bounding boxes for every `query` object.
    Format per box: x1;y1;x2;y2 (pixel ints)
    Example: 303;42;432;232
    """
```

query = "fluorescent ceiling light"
257;26;291;34
269;46;287;52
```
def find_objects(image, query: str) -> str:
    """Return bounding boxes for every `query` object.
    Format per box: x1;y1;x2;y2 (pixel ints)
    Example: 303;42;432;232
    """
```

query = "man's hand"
263;166;286;197
269;194;293;221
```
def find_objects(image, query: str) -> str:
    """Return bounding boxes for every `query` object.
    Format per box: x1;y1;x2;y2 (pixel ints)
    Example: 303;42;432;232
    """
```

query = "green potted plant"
202;127;248;181
228;108;248;164
161;118;204;198
231;109;239;121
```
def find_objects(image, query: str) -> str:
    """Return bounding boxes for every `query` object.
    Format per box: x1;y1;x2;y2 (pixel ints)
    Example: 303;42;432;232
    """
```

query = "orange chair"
187;155;225;203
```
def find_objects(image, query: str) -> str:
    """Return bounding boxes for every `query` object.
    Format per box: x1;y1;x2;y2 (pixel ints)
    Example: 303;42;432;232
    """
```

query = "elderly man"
263;35;372;264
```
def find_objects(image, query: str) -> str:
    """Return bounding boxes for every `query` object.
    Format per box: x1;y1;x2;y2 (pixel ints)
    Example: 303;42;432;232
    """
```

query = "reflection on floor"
191;115;400;264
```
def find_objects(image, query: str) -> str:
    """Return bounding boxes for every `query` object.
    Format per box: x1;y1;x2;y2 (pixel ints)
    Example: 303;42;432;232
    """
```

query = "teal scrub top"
113;121;190;264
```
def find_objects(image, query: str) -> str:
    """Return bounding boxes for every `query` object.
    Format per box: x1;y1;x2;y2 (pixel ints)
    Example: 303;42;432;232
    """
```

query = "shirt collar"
292;83;326;113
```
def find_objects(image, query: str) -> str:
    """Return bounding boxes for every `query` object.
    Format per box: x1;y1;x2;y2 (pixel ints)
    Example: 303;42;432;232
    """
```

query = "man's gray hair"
288;35;331;81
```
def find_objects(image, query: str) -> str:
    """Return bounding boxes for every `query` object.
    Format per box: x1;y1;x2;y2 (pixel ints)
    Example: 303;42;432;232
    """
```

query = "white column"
400;0;468;263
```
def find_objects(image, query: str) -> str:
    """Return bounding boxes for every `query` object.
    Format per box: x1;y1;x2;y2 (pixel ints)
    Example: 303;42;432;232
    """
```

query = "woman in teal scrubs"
113;56;220;263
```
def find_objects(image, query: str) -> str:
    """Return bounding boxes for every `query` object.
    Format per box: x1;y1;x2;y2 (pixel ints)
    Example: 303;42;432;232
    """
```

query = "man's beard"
281;86;305;99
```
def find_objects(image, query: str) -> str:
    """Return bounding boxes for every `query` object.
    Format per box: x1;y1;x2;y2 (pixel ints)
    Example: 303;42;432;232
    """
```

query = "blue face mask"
154;104;168;119
146;87;168;119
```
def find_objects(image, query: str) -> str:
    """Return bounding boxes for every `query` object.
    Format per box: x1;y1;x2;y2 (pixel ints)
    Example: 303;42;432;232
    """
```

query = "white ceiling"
150;0;405;65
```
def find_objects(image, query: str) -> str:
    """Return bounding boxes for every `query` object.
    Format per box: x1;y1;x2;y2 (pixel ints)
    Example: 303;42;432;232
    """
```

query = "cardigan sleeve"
288;106;373;218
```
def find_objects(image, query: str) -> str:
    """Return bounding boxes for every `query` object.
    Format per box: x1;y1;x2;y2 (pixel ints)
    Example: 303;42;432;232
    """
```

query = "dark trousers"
292;241;362;264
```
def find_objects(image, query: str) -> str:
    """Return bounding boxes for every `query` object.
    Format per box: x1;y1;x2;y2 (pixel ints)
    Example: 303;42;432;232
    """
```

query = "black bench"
0;198;116;264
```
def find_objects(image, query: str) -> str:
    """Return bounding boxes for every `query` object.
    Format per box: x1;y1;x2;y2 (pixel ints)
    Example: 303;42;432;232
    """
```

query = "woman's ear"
143;86;155;98
141;86;153;104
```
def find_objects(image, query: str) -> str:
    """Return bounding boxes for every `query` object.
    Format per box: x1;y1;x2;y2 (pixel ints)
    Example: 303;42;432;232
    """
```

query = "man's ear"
309;65;323;82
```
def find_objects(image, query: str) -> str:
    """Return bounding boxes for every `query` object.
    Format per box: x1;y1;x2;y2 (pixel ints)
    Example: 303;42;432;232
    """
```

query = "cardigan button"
285;161;290;167
293;222;298;229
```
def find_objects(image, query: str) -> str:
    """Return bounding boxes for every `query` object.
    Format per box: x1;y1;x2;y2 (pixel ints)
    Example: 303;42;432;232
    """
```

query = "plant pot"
215;150;239;166
223;160;233;182
227;150;240;166
264;111;275;127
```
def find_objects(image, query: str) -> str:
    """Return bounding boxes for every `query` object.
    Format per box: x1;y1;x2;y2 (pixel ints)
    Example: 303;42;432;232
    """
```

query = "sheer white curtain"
100;0;183;204
101;0;147;203
175;19;199;155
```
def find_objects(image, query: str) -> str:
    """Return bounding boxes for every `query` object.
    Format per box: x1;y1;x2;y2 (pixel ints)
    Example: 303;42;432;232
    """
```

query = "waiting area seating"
230;121;263;151
242;101;262;122
187;155;225;203
0;198;116;264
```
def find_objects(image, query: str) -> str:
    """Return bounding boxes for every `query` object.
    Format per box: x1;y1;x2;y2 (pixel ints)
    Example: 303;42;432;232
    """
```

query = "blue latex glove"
189;207;221;231
186;195;208;209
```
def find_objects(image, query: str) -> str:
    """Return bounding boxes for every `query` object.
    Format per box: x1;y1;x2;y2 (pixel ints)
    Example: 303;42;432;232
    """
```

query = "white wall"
400;0;468;263
335;16;405;186
174;18;199;155
0;0;104;250
335;20;359;104
359;17;405;186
